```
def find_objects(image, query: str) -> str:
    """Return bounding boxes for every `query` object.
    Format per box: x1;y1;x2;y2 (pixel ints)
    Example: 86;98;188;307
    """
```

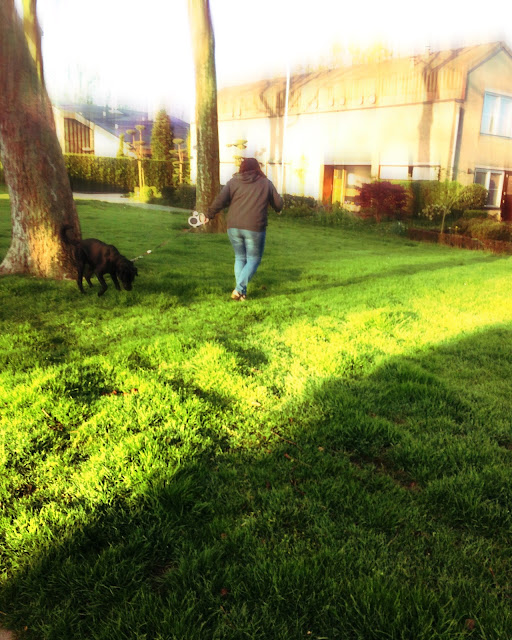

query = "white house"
191;42;512;220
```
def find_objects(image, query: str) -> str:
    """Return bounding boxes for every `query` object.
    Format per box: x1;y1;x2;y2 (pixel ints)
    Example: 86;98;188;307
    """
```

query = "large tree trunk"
0;0;80;278
22;0;44;85
188;0;224;233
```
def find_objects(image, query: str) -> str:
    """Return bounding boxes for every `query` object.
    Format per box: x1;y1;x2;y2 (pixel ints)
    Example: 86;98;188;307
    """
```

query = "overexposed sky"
33;0;510;120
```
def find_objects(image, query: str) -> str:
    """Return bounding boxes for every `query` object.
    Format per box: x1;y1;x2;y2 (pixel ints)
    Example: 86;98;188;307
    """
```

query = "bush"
420;203;451;233
455;184;488;212
399;181;488;218
145;160;174;193
422;181;459;209
163;184;196;209
283;194;317;210
316;206;369;228
132;185;162;203
461;218;512;242
355;181;408;222
420;181;488;214
282;204;317;218
462;209;489;219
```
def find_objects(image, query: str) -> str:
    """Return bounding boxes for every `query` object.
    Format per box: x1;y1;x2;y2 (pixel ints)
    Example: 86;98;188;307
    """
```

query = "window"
379;165;440;181
412;166;440;181
379;166;409;180
474;169;504;207
481;93;512;138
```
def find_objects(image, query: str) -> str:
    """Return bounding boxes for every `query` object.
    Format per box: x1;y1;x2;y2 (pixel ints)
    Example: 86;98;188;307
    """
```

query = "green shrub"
132;185;162;203
420;203;451;233
463;219;512;242
163;184;196;209
462;209;489;219
283;194;317;209
417;181;490;231
311;204;372;228
282;204;317;218
144;159;174;193
455;184;488;212
452;218;471;235
422;181;460;209
400;181;487;218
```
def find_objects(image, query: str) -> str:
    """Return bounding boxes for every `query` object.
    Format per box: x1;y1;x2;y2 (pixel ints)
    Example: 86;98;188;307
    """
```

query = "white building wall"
215;99;460;200
94;127;121;158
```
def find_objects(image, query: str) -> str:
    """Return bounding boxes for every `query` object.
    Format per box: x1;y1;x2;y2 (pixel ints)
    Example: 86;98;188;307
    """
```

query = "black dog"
61;225;138;296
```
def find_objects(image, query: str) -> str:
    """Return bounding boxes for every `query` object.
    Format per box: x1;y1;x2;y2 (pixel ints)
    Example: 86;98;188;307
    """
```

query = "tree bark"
22;0;44;85
0;0;80;278
188;0;224;232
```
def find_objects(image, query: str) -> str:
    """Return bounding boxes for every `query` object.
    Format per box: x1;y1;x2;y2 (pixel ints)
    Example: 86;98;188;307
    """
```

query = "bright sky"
33;0;511;121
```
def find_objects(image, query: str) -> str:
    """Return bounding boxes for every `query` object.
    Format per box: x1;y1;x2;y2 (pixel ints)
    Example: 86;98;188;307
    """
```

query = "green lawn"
1;199;512;639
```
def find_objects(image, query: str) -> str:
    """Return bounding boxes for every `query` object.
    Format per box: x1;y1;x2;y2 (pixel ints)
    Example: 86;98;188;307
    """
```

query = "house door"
501;172;512;221
322;164;372;205
332;168;346;204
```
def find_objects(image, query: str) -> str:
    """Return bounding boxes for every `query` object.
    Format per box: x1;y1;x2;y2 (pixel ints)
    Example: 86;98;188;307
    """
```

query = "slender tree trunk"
0;0;80;278
188;0;224;232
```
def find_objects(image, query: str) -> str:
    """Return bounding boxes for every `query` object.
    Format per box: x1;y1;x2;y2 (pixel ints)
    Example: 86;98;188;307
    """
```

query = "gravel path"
73;192;191;213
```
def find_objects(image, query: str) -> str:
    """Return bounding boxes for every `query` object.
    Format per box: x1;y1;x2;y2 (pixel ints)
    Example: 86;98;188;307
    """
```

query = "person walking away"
200;158;283;301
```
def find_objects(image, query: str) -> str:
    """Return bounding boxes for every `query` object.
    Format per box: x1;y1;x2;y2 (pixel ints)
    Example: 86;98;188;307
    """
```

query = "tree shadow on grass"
2;327;512;639
278;253;503;297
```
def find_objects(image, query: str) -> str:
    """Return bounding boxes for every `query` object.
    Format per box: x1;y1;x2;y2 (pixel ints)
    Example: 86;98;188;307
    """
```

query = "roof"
217;41;512;120
55;103;190;143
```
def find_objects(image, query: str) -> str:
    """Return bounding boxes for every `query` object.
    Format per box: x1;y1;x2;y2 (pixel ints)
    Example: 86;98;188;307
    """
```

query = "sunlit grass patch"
2;199;512;638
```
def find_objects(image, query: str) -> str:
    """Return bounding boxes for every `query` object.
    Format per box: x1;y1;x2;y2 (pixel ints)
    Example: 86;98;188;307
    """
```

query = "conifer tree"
150;109;174;161
116;133;125;158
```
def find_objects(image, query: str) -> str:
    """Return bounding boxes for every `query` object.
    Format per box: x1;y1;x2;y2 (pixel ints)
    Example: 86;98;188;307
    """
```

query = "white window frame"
411;165;440;181
474;168;504;207
480;92;512;138
378;165;440;181
379;165;409;180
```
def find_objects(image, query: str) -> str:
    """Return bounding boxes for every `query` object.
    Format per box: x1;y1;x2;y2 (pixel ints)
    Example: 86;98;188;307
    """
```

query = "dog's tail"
60;224;80;247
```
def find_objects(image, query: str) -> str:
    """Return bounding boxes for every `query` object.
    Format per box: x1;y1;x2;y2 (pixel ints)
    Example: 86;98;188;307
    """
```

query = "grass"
1;197;512;639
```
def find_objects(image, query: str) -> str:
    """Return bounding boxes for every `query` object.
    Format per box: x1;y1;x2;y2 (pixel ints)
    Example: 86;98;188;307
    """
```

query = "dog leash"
131;212;205;261
131;239;169;262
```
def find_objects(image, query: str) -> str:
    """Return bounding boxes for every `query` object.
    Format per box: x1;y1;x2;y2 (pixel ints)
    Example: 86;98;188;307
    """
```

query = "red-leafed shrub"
355;181;408;222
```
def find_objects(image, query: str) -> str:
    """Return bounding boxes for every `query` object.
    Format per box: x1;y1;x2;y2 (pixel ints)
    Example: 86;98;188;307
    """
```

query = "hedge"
64;155;174;193
393;181;488;217
407;227;512;254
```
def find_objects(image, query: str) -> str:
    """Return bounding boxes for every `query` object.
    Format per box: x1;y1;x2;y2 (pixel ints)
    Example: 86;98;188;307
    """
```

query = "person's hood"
233;170;263;183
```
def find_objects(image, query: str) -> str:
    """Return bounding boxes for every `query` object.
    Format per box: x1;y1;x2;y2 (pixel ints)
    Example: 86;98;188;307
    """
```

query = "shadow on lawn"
2;327;512;639
280;253;503;297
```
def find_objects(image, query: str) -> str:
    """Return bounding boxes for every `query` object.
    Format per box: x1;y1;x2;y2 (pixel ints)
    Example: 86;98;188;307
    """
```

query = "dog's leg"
111;273;122;291
77;264;86;294
96;274;108;296
84;264;94;288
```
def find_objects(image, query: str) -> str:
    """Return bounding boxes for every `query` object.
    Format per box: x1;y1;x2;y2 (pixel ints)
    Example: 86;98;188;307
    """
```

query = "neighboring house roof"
217;41;512;120
55;103;190;145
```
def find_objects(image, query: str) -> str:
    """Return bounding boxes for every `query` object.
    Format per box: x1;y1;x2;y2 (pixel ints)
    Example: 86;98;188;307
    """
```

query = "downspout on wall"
280;63;290;193
450;103;464;181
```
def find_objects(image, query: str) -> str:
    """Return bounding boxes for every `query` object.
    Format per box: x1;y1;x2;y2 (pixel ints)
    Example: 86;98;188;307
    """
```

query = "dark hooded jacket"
207;170;283;232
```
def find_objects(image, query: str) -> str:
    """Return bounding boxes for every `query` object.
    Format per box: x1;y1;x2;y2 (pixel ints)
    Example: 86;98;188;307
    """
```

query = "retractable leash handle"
188;211;205;228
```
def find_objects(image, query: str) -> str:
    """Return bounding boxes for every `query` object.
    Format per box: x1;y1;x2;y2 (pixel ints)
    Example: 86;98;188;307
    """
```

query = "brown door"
501;172;512;221
322;165;334;205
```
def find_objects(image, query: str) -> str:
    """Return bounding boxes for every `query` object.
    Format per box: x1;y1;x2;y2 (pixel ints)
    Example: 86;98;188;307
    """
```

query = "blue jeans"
227;228;266;296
